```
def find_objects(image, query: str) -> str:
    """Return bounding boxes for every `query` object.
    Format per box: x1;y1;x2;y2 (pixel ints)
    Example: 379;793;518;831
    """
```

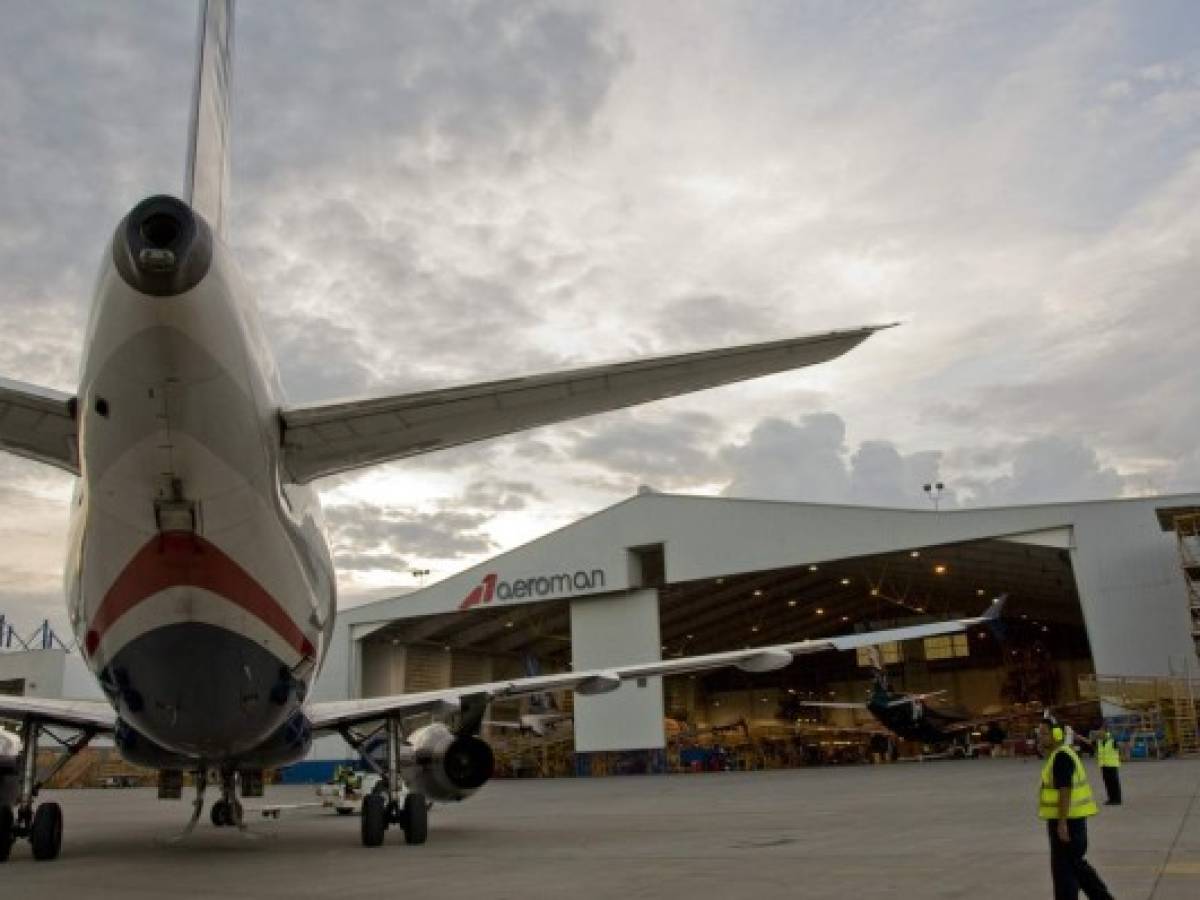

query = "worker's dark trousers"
1101;766;1121;804
1047;820;1113;900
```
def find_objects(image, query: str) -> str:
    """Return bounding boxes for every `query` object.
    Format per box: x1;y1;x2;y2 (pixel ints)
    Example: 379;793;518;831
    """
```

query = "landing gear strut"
1;719;94;863
210;771;244;829
347;718;427;848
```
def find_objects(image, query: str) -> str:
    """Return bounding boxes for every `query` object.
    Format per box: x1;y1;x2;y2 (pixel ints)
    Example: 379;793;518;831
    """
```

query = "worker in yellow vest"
1095;729;1122;806
1038;723;1113;899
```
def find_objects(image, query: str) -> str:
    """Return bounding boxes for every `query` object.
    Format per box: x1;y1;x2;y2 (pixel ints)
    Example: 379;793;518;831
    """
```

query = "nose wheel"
210;772;245;829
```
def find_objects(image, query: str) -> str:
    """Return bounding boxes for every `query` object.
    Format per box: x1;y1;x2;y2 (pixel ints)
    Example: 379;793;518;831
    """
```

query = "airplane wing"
0;376;78;474
306;600;999;732
280;324;892;483
0;696;116;732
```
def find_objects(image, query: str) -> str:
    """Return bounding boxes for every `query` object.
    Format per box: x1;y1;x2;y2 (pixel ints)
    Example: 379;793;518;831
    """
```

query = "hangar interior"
357;535;1095;754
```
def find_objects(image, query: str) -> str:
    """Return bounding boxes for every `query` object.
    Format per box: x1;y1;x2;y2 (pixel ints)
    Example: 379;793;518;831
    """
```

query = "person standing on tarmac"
1038;722;1114;899
1096;729;1122;805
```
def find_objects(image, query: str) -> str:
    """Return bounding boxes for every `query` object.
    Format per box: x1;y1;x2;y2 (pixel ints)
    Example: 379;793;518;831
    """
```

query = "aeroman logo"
459;568;607;610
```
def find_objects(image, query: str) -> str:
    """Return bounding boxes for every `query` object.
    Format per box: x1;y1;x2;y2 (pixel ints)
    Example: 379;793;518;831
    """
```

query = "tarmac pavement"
1;756;1198;899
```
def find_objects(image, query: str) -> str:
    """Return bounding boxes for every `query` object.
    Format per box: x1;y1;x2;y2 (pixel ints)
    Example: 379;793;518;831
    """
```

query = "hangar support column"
569;589;665;753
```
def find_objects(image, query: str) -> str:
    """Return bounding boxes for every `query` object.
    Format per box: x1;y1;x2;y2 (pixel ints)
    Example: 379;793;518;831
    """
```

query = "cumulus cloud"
717;412;1132;509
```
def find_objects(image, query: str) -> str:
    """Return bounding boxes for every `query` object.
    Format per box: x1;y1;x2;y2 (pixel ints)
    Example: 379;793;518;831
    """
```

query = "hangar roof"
342;491;1200;656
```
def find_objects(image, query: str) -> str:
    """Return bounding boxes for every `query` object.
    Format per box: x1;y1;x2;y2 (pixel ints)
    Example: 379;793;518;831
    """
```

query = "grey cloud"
717;412;1131;509
234;0;627;180
721;414;852;503
570;411;726;489
460;480;544;512
325;502;495;560
653;294;781;346
957;435;1127;506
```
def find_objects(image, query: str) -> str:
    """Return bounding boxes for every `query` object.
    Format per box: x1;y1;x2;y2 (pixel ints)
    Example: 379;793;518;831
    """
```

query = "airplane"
0;0;1000;862
797;619;1011;748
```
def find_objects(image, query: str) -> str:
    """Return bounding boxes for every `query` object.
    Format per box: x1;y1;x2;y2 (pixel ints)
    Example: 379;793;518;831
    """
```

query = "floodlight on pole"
922;481;945;511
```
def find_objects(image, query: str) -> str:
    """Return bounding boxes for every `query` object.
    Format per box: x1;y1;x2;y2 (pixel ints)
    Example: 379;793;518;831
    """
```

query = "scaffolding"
1079;674;1200;756
1166;512;1200;655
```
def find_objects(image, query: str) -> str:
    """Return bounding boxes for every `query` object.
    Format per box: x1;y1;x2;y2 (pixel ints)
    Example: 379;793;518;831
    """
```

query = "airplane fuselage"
66;196;335;765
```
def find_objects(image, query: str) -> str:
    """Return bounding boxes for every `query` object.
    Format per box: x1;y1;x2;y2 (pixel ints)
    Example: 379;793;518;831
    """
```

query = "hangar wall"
570;589;664;752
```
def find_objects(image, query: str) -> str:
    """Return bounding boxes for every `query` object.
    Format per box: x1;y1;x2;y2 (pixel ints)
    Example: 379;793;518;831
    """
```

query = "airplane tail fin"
184;0;234;238
982;594;1008;642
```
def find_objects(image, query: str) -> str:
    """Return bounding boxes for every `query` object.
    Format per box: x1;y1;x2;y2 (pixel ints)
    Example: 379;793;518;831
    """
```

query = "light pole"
923;482;945;511
411;568;431;586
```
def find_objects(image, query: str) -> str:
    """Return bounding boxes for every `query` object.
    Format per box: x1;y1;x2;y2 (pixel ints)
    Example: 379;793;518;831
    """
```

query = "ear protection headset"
1051;725;1064;743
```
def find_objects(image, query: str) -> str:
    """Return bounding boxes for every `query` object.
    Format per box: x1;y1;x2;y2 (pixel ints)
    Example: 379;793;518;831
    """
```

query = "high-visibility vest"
1097;736;1121;768
1038;746;1098;820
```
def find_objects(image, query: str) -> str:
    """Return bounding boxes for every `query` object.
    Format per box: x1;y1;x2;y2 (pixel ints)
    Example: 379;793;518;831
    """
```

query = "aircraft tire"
361;793;386;847
402;793;427;845
211;800;230;827
0;805;14;862
30;803;62;861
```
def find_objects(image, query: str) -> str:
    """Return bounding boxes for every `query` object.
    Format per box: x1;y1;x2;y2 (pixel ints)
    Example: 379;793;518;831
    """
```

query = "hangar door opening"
654;534;1094;760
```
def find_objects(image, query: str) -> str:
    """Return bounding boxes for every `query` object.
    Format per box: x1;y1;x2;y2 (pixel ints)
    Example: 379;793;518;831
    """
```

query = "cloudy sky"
1;0;1197;637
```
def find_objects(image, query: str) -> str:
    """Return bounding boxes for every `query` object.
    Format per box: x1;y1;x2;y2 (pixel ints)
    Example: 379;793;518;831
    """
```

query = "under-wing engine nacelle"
399;723;494;803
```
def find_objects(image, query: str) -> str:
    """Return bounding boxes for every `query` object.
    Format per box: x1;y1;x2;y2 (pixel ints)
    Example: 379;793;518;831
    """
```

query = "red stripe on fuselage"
85;531;315;660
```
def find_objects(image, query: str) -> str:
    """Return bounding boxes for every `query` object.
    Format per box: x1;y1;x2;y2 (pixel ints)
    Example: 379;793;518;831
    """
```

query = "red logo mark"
459;573;498;610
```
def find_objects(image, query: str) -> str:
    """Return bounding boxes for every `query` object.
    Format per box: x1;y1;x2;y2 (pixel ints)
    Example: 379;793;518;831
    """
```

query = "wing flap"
0;376;78;474
282;324;892;482
305;601;994;732
0;696;116;732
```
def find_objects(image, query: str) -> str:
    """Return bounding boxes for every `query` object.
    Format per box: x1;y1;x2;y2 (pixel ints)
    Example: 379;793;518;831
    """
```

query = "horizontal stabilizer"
0;376;78;474
281;324;893;482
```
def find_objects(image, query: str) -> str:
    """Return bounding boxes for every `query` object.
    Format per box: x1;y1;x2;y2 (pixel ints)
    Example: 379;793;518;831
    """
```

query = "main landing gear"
1;719;94;863
347;718;427;848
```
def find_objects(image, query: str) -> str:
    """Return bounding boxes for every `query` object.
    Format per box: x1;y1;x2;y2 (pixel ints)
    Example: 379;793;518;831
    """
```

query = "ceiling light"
840;578;851;586
841;615;850;622
788;600;797;607
751;625;759;632
910;550;920;558
934;565;947;575
716;577;725;584
816;608;825;615
915;607;925;613
753;589;763;597
505;621;514;628
870;588;879;596
977;589;986;596
808;565;819;572
686;633;694;639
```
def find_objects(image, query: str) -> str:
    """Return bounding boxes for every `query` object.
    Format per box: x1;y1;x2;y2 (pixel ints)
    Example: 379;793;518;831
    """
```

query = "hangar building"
309;491;1200;769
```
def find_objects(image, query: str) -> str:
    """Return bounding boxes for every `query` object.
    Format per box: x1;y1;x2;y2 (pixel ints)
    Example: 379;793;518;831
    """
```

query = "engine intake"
400;723;494;803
